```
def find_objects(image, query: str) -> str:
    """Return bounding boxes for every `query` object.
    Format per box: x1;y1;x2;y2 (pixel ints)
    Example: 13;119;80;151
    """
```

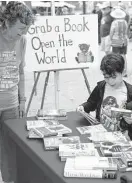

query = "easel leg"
26;72;41;116
40;71;50;110
81;69;91;95
34;71;37;96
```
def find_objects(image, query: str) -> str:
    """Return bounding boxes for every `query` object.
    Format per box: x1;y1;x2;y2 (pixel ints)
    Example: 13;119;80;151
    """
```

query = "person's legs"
0;107;19;183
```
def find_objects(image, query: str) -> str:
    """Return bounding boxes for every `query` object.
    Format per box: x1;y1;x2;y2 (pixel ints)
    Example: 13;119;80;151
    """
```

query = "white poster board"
25;15;98;72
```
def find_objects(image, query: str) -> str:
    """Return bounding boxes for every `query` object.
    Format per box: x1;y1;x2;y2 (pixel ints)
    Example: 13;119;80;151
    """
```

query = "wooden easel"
26;2;92;116
26;67;91;116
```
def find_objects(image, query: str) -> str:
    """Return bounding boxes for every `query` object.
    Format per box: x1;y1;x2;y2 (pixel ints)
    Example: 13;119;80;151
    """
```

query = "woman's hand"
19;101;26;118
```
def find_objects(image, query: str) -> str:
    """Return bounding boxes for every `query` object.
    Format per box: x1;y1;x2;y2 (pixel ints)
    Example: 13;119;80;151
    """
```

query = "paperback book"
111;107;132;118
99;141;132;157
76;124;107;135
32;124;72;138
36;109;67;120
28;129;42;138
64;158;117;179
89;131;127;142
78;110;99;125
26;119;59;130
59;143;99;157
74;156;117;171
44;136;80;150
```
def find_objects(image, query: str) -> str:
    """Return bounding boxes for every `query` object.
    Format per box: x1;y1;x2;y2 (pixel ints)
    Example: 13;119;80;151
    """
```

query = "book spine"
64;169;103;178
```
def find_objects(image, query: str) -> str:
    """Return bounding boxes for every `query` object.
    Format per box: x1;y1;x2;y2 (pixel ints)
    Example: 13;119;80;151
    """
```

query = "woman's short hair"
100;53;125;75
0;1;34;28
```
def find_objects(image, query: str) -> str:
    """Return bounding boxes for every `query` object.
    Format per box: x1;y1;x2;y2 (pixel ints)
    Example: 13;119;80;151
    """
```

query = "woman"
0;2;34;183
110;8;128;77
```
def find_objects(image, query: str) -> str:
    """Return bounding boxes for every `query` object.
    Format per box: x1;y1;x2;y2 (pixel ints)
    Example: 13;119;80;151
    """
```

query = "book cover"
64;158;117;179
59;143;99;157
28;129;42;138
111;107;132;118
31;127;58;138
74;156;117;171
99;141;132;157
26;119;59;130
44;136;80;150
89;131;127;142
121;152;132;167
76;124;107;135
45;124;72;135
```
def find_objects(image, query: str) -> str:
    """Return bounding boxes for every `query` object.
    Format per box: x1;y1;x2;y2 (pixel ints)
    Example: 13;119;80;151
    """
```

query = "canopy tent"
31;1;75;9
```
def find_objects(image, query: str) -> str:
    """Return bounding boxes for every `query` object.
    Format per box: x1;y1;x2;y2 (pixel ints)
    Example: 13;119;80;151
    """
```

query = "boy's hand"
123;116;132;125
76;105;84;112
19;101;26;118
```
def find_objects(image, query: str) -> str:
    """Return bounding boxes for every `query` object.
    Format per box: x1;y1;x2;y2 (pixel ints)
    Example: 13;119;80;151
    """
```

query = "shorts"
112;45;127;55
101;35;111;53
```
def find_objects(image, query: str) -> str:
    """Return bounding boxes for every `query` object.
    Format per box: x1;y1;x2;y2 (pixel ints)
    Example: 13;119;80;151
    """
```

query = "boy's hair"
100;53;125;75
0;1;34;28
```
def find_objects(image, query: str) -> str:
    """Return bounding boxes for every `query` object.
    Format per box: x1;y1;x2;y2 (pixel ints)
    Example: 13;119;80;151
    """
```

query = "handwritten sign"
25;15;98;72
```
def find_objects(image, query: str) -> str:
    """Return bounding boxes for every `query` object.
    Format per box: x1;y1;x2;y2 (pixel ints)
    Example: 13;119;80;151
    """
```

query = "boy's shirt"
100;82;127;131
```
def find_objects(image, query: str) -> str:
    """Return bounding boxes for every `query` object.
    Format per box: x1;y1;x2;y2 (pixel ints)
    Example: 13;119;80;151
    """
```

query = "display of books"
89;131;127;142
76;124;107;135
64;158;117;179
99;141;132;157
74;156;117;171
59;143;99;157
44;136;80;150
111;107;132;118
32;124;72;138
77;110;100;125
26;119;59;130
36;109;67;120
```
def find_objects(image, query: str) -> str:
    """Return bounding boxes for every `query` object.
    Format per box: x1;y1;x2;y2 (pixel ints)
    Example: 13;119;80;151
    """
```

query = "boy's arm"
81;85;100;113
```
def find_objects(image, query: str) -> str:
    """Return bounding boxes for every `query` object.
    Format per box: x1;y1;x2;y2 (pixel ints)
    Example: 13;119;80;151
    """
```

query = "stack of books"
64;157;117;179
36;109;67;120
77;110;99;125
44;136;80;150
59;142;99;161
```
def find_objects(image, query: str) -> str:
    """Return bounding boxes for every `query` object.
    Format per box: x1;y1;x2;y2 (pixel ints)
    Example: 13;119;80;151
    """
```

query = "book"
99;141;132;157
89;131;127;142
76;124;107;135
31;127;58;138
74;156;117;171
26;119;59;130
36;109;67;120
121;152;132;167
28;129;42;138
44;136;80;150
111;107;132;118
77;110;100;125
32;124;72;138
59;143;99;157
64;158;117;179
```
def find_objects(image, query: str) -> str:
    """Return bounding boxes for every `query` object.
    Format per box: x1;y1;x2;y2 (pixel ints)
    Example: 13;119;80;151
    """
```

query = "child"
77;53;132;138
110;8;128;76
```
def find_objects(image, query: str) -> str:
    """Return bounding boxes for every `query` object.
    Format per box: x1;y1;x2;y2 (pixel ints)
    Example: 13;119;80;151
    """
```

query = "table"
3;111;132;183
